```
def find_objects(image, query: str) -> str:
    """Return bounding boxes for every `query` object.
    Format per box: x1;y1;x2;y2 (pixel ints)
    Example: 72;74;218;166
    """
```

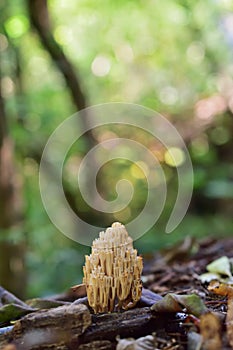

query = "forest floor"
0;236;233;350
141;236;233;350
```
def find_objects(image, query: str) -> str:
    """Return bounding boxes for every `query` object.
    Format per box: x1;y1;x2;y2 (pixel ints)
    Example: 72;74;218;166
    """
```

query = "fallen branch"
2;304;91;350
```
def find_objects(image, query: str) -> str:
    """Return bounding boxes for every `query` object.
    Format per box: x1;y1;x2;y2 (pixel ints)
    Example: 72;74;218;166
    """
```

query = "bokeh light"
91;55;111;77
164;147;186;167
5;15;29;38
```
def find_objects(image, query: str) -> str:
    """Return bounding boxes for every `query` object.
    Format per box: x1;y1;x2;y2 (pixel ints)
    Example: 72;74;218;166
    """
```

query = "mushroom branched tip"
83;222;143;313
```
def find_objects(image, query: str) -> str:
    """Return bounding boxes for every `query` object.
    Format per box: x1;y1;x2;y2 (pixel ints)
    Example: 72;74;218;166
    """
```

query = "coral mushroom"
83;222;143;313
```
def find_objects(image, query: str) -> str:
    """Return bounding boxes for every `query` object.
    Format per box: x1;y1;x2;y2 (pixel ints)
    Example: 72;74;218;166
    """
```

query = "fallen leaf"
116;335;156;350
199;312;222;350
187;331;202;350
208;280;233;297
151;293;208;317
25;298;69;309
0;303;35;324
0;288;72;325
0;287;27;308
1;345;17;350
70;283;87;298
207;256;232;278
208;281;233;347
199;272;221;284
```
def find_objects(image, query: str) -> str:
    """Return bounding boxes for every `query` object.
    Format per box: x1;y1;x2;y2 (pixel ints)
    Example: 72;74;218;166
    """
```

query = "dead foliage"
0;237;233;349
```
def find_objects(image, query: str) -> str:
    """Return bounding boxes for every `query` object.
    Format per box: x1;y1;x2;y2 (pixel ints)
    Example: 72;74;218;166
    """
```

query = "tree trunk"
0;71;26;298
27;0;95;148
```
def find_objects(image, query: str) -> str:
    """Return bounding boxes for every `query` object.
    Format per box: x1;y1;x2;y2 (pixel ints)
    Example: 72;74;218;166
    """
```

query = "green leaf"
25;298;69;309
0;303;35;324
151;293;208;317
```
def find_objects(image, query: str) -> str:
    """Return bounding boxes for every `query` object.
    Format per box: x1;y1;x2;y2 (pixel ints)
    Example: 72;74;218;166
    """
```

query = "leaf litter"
0;237;233;349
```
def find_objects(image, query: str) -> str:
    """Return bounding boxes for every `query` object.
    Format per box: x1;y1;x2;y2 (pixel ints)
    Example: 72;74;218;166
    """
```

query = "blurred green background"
0;0;233;299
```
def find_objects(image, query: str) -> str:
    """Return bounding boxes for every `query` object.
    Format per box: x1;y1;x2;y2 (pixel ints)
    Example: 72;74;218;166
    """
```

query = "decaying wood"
79;306;178;346
3;304;91;349
0;288;171;349
2;238;233;349
1;304;176;350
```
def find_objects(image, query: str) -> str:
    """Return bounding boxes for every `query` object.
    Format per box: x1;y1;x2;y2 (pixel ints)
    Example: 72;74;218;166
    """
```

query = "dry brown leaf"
208;281;233;348
199;312;222;350
208;280;233;297
70;283;87;298
1;345;17;350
